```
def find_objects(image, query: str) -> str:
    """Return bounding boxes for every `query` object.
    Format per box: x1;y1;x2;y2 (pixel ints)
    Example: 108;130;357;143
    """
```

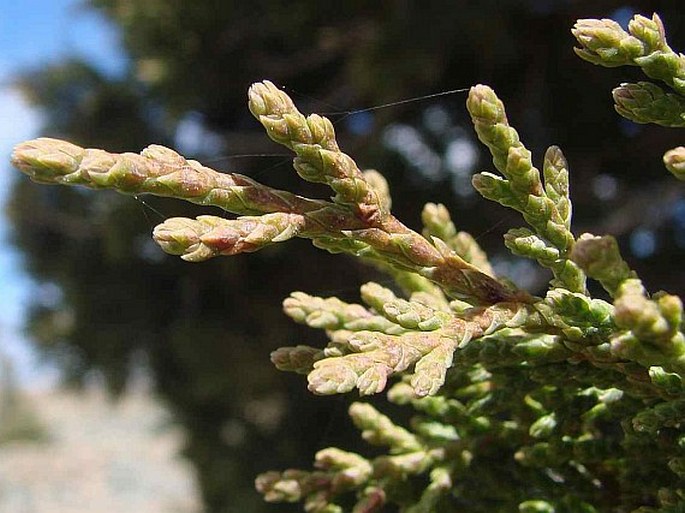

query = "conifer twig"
13;94;528;305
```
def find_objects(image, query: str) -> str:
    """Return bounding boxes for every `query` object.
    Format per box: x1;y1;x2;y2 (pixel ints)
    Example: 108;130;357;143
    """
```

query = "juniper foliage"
10;12;685;513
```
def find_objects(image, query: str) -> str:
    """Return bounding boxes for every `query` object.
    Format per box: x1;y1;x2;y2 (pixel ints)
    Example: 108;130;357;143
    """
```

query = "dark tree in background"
7;1;685;511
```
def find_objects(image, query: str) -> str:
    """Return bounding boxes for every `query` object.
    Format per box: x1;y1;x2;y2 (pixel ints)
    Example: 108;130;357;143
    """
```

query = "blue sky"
0;0;125;386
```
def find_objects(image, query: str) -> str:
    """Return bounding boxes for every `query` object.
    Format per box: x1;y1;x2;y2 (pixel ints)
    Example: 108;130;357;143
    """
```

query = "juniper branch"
283;290;404;334
12;12;685;511
256;403;454;513
573;13;685;182
248;80;386;219
304;299;539;397
467;85;585;293
11;138;333;216
12;135;523;305
573;14;685;95
610;279;685;375
153;213;307;261
247;80;526;305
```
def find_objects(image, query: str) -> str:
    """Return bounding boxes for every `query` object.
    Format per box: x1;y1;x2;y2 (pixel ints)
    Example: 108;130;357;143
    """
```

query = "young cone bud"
572;18;645;67
613;82;685;127
664;147;685;180
571;233;635;296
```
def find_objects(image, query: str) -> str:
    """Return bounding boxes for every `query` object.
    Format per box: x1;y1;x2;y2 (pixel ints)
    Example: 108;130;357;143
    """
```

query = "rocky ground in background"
0;385;199;513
